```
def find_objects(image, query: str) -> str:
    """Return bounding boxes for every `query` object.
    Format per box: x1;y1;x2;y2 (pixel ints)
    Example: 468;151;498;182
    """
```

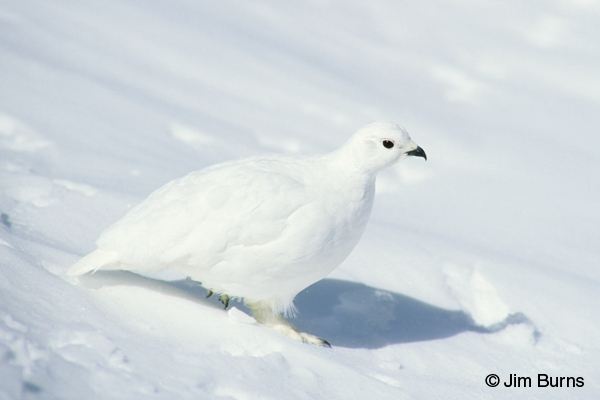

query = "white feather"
68;121;426;344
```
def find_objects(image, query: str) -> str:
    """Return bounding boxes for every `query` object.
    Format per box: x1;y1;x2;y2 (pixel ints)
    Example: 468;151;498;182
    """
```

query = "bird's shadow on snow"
290;279;534;349
80;272;533;349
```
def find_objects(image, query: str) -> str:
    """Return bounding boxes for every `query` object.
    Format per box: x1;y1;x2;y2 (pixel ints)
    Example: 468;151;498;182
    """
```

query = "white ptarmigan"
68;121;426;346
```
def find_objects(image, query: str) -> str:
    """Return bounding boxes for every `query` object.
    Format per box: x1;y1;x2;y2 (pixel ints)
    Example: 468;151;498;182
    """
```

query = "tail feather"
67;249;120;276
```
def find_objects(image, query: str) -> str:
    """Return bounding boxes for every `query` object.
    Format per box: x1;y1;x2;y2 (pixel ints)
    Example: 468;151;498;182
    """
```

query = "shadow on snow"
290;279;535;349
81;272;535;349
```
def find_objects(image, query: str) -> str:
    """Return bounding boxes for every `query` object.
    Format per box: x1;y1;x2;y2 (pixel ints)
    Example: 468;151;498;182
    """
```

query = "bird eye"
382;140;395;149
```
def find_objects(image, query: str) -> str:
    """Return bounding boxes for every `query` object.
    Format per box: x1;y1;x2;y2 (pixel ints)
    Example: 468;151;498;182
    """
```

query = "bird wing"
93;157;312;273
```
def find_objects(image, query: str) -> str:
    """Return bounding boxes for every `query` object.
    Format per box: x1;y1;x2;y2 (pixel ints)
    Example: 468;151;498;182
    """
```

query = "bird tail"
66;249;120;276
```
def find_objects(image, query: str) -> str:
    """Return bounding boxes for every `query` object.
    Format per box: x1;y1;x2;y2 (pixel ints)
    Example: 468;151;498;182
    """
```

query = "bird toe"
299;332;331;347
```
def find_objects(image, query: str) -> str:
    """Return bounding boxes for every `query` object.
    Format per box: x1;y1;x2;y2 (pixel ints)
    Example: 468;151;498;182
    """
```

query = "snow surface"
1;0;599;398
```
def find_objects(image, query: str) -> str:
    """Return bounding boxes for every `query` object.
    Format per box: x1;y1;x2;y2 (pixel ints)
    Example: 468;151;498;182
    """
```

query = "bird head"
337;121;426;174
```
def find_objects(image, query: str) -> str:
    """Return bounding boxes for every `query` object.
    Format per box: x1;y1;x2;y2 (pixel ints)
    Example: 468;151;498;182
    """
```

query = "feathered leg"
246;300;330;347
220;294;230;309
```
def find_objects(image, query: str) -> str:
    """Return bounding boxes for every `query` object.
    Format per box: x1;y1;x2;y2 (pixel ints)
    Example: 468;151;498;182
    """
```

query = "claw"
220;294;230;309
206;290;213;299
321;339;332;348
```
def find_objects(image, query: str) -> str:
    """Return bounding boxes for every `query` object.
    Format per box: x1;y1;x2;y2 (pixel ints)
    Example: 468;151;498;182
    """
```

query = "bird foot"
271;324;331;347
246;301;330;347
220;294;230;309
205;290;230;309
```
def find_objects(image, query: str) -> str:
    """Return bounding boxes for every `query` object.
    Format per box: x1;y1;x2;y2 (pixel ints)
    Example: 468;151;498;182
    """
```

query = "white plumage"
68;121;426;345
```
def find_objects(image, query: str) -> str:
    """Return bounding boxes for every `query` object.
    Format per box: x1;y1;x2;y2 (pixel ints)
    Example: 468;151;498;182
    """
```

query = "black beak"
406;146;427;160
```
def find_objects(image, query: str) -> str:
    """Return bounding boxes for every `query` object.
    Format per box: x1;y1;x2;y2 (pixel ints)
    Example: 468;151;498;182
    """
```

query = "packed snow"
1;0;599;399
